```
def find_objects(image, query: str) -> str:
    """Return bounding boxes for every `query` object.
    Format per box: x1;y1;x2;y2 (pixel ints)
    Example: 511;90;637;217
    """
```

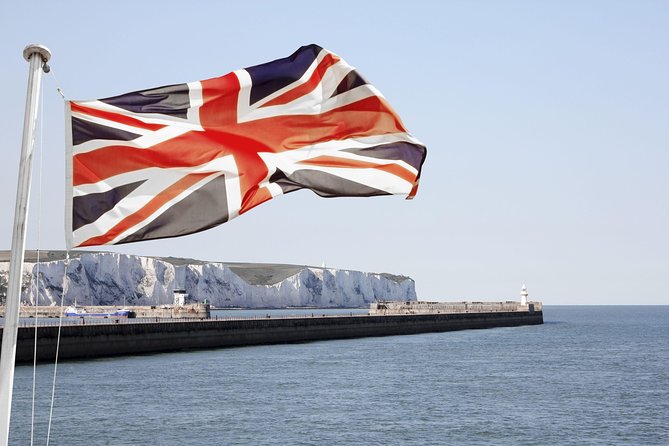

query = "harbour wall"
5;310;543;363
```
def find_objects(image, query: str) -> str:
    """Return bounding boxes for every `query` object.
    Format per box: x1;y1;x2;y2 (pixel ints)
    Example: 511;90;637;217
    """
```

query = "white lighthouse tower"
520;284;529;305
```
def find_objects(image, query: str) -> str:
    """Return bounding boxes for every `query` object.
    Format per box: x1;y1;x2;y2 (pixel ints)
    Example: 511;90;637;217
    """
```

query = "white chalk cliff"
0;251;416;308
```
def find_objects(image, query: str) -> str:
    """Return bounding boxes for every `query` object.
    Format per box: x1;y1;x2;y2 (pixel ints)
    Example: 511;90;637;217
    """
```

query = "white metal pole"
0;44;51;446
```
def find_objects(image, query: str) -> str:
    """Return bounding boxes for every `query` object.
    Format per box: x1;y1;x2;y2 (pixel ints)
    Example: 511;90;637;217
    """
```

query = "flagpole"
0;44;51;446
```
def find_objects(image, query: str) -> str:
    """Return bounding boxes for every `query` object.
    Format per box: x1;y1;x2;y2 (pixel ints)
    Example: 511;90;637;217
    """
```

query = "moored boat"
64;307;133;318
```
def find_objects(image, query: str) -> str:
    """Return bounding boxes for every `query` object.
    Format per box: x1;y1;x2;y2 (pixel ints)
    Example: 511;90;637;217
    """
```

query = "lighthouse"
520;284;529;305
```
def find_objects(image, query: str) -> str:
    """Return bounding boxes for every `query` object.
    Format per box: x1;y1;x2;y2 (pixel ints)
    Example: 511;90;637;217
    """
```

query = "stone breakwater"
4;310;544;363
0;251;416;309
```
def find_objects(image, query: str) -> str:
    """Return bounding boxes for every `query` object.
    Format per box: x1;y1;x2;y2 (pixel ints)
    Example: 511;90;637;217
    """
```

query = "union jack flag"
65;44;427;248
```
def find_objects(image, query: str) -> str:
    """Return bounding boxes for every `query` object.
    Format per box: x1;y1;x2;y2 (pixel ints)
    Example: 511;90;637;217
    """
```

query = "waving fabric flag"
65;44;427;248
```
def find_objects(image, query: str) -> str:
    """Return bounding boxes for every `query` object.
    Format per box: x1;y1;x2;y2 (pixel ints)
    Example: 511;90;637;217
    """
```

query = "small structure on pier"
173;289;188;306
520;284;529;305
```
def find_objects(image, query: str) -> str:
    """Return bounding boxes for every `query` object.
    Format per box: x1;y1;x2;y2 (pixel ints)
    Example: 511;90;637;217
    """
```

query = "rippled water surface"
9;306;669;445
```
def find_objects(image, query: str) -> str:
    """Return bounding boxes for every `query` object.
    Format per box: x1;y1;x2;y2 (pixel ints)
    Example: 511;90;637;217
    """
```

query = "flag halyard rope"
46;249;69;446
29;76;46;446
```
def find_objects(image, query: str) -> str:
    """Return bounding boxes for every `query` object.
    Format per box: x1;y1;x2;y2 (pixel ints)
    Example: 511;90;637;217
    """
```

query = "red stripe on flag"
407;179;420;199
70;102;166;132
78;172;214;246
230;96;407;153
73;131;232;186
239;186;273;215
199;73;241;128
261;53;340;108
298;155;417;184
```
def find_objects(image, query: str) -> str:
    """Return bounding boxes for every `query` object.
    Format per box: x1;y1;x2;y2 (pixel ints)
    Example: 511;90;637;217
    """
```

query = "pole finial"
23;44;51;63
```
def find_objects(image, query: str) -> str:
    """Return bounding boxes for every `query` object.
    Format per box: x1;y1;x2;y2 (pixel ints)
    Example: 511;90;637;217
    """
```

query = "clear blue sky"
1;1;667;304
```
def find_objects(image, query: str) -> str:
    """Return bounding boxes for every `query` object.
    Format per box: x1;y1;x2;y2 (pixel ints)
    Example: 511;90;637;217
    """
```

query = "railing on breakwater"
0;303;210;320
11;312;369;328
8;301;544;328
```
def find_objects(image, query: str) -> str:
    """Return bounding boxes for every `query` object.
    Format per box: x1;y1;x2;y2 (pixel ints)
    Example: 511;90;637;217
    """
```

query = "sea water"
8;306;669;445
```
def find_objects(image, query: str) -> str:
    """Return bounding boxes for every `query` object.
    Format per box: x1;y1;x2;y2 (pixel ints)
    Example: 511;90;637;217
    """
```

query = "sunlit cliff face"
0;252;416;308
